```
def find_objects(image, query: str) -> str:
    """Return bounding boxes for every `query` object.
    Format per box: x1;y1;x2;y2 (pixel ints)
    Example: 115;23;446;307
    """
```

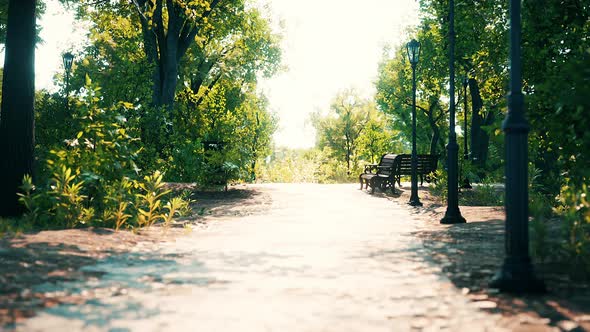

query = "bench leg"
359;175;364;190
369;178;376;194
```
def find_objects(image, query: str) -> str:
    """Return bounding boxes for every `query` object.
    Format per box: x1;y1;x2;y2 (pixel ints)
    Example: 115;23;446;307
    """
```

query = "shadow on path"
414;219;590;330
0;241;111;326
2;243;216;330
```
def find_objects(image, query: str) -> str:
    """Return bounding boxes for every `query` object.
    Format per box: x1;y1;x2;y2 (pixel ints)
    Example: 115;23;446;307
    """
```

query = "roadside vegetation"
260;0;590;280
0;0;588;280
0;0;281;232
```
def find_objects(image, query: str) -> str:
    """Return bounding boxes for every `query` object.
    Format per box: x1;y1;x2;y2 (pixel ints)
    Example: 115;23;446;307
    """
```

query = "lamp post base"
408;198;423;207
460;178;472;189
440;207;466;224
490;258;546;293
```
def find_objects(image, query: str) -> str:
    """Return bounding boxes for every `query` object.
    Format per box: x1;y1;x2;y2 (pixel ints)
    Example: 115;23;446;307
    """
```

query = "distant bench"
359;153;439;194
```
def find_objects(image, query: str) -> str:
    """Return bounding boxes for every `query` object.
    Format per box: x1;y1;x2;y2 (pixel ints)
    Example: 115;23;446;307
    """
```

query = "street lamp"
441;0;465;224
406;39;422;207
461;76;472;189
490;0;545;293
63;52;74;93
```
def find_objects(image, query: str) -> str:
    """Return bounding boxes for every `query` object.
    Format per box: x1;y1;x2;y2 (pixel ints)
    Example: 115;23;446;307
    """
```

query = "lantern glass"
63;52;74;72
406;39;420;65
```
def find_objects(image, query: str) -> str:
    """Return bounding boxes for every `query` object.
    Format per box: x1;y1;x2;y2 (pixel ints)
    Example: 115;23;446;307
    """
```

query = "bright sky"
257;0;419;148
36;0;88;90
11;0;420;149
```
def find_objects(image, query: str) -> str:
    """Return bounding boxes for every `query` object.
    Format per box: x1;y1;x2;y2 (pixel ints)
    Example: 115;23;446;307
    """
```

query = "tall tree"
311;90;372;175
522;0;590;190
375;40;448;157
0;0;7;43
131;0;235;108
357;109;401;163
76;0;243;109
0;0;36;216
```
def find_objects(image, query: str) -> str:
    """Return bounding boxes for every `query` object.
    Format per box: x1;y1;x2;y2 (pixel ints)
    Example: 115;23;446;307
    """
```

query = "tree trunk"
159;54;179;108
534;131;560;195
469;78;487;169
0;0;36;217
346;148;351;175
427;106;440;156
250;123;259;182
134;0;222;109
160;0;182;109
429;125;440;156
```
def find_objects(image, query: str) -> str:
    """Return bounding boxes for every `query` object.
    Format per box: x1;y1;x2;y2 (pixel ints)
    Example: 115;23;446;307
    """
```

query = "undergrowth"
14;80;194;232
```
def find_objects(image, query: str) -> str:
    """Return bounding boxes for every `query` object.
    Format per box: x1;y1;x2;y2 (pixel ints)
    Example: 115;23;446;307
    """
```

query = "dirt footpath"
1;183;589;331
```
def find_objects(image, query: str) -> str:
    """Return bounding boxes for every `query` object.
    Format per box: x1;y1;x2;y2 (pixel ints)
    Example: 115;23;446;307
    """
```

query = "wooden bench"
393;154;439;187
359;154;398;194
359;153;439;194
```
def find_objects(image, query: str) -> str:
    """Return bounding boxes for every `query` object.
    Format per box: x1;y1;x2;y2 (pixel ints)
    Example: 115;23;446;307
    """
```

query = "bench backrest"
376;153;398;176
395;154;439;175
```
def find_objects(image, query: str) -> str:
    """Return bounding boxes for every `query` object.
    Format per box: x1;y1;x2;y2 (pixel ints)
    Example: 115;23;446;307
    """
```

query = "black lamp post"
441;0;465;224
406;39;422;207
63;52;74;94
461;76;472;189
489;0;545;293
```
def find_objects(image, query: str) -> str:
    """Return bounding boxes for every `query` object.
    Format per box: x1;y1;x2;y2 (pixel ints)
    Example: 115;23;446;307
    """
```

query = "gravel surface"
2;183;589;331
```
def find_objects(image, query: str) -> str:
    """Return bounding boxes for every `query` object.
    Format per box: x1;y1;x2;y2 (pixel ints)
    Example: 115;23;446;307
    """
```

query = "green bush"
556;182;590;279
257;148;322;183
529;164;557;262
529;190;554;262
19;81;190;230
462;180;503;206
430;169;448;200
165;139;204;183
256;148;363;184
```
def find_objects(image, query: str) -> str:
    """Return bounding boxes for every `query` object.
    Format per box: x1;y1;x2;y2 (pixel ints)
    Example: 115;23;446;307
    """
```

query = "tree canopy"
0;0;283;218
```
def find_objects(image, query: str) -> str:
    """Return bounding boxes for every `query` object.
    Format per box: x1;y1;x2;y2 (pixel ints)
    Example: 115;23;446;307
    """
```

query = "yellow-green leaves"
136;171;172;228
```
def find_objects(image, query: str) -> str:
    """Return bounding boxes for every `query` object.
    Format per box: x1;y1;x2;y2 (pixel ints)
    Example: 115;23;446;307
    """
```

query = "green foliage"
101;177;134;230
163;196;192;228
461;181;503;207
21;82;190;230
136;171;170;228
17;175;40;225
0;216;34;235
406;1;589;281
0;0;47;45
459;160;479;184
529;164;557;262
56;0;281;187
375;23;449;157
257;148;325;183
164;139;204;182
311;90;402;180
555;182;590;279
523;0;590;193
430;169;448;201
49;166;93;227
529;190;552;262
316;151;357;183
258;147;360;184
431;168;503;207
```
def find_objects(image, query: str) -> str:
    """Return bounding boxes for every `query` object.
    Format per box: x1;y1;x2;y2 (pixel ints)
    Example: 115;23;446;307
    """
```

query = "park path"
14;184;506;331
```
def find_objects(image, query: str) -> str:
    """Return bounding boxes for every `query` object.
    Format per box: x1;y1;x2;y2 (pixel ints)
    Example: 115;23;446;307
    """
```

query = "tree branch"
130;0;152;27
194;73;222;108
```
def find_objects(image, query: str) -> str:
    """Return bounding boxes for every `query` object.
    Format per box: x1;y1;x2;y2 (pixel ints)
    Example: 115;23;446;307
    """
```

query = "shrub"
430;169;448;200
19;81;190;230
556;182;590;279
461;179;503;206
